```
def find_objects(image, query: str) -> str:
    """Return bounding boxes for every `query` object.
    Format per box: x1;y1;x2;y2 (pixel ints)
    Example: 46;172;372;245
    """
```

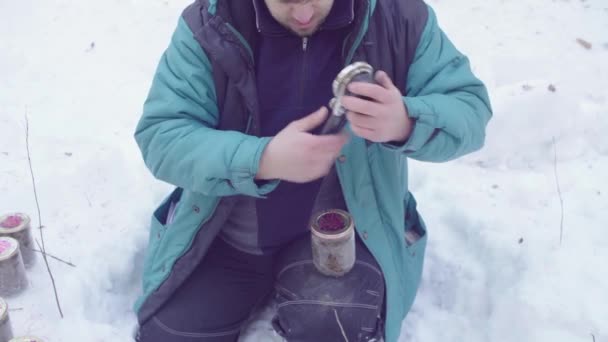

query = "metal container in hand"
320;62;376;135
310;209;355;277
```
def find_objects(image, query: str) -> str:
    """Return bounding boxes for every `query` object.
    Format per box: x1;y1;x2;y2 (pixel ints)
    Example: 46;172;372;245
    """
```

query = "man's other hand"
342;70;414;143
256;107;349;183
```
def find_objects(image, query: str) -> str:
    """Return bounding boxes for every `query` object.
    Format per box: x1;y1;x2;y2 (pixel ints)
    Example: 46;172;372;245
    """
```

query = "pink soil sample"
318;213;346;232
0;215;22;229
0;239;11;254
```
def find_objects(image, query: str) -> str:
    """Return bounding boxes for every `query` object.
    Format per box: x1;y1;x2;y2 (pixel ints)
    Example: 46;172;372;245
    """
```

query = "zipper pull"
302;37;308;51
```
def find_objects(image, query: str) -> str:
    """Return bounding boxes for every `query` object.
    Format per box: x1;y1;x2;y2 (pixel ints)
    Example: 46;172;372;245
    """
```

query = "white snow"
0;0;606;341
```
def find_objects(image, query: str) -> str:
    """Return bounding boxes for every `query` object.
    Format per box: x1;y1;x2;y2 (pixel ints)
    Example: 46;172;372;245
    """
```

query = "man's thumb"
291;107;328;132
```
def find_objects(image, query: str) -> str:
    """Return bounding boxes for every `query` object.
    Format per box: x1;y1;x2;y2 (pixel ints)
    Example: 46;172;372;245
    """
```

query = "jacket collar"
252;0;355;36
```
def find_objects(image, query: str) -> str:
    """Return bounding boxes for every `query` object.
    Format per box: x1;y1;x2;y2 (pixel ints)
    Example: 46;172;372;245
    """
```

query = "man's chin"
291;27;319;37
287;23;321;37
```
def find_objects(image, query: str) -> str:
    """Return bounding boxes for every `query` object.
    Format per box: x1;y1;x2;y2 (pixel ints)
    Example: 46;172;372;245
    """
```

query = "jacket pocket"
142;188;183;289
403;194;427;258
400;193;428;311
403;193;427;266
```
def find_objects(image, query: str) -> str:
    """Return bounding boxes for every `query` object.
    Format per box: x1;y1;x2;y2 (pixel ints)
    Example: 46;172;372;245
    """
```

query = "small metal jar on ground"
0;297;14;342
0;237;28;297
310;209;356;277
0;214;35;268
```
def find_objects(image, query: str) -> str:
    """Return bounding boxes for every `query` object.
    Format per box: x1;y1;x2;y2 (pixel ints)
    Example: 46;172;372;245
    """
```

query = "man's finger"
374;70;397;91
341;95;383;117
310;133;349;151
350;124;375;140
346;82;391;103
291;106;328;132
346;111;376;130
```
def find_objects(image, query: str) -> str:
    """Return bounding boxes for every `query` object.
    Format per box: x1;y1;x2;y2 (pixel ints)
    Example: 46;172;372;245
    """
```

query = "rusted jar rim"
0;237;19;261
311;209;354;240
0;213;30;234
0;296;7;322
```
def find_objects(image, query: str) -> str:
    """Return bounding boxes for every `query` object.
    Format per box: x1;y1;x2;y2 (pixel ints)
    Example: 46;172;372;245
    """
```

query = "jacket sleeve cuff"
380;96;438;154
229;136;280;197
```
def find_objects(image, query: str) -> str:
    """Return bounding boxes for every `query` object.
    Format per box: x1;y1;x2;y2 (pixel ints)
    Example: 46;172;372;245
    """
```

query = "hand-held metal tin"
320;62;376;135
310;209;355;277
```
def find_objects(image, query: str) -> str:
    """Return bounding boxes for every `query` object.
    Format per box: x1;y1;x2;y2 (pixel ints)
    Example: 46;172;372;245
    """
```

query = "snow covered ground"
0;0;606;341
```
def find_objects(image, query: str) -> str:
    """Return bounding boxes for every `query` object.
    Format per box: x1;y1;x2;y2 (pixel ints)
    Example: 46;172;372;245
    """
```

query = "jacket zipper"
300;37;309;106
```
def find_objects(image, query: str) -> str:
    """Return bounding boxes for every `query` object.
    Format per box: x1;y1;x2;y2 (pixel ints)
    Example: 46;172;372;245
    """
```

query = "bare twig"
35;239;63;318
25;115;44;251
333;309;349;342
591;333;595;342
552;137;564;245
25;114;64;318
29;248;76;267
8;308;24;312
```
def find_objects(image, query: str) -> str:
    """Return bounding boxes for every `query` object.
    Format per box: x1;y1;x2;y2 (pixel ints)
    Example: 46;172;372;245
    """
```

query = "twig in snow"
35;239;63;318
25;115;44;251
552;137;564;245
333;309;349;342
8;308;23;312
591;333;595;342
25;114;64;318
29;248;76;268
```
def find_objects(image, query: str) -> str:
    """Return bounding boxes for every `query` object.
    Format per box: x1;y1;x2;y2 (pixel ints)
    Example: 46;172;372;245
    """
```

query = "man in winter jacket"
133;0;492;341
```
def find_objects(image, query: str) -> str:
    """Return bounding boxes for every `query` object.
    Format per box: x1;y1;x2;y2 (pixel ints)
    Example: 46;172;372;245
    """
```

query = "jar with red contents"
310;209;355;277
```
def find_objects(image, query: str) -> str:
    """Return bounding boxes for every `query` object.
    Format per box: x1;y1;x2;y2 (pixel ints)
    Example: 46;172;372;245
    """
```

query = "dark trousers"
136;234;385;342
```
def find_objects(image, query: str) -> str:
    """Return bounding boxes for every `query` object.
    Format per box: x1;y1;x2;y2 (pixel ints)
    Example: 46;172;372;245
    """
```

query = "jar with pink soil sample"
0;296;14;341
0;214;35;268
0;237;28;297
310;209;355;277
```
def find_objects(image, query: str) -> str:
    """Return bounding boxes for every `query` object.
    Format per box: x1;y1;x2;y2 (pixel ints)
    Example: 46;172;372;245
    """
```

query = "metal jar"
310;209;355;277
0;213;35;268
0;297;14;342
0;237;28;297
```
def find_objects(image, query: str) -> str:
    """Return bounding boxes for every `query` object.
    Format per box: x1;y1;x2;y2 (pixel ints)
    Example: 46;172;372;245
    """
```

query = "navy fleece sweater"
253;0;354;251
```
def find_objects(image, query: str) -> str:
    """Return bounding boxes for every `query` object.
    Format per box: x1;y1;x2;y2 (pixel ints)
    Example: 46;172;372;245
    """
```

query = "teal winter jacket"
133;1;492;341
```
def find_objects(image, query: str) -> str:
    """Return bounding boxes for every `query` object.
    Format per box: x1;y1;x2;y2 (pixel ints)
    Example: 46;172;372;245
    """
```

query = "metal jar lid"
332;62;374;97
9;337;44;342
0;237;19;261
0;296;7;322
0;213;30;234
311;209;354;240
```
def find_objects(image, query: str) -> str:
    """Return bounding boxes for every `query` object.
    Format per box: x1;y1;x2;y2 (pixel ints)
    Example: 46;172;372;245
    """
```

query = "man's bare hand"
256;107;349;183
342;70;413;143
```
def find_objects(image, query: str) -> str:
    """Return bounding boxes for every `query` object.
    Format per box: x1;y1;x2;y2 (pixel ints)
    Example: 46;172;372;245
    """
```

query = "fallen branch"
25;114;64;318
552;137;564;245
29;248;76;268
35;239;63;318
